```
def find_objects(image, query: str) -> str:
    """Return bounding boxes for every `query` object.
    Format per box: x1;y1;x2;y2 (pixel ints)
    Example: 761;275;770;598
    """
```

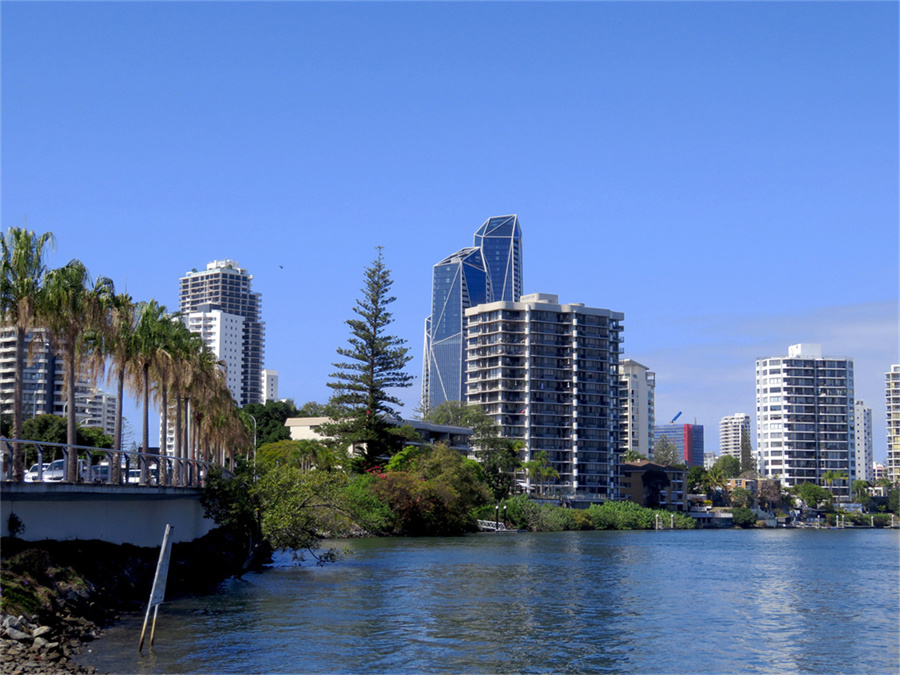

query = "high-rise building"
756;344;855;500
422;248;490;411
719;413;751;460
653;423;704;467
472;215;523;303
853;401;874;483
886;365;900;484
619;359;655;457
422;216;523;412
465;293;623;502
262;369;279;402
0;328;118;437
179;260;265;407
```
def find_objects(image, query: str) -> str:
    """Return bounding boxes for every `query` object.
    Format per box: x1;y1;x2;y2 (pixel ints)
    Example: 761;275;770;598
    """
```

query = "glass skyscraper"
473;215;523;304
422;215;523;413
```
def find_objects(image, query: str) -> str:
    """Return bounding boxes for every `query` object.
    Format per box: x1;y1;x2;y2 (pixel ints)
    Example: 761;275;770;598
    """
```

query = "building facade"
465;293;624;502
0;329;118;438
262;369;279;402
619;359;655;457
179;260;265;407
887;365;900;484
853;400;874;483
653;423;704;467
619;460;687;511
422;216;523;413
756;344;855;499
719;413;751;460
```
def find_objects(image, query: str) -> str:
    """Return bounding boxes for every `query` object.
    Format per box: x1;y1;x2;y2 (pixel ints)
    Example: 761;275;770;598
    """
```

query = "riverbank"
0;528;259;674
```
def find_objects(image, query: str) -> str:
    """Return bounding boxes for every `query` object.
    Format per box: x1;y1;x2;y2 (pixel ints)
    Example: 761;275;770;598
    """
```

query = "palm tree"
130;300;169;459
105;292;136;482
41;261;113;481
0;226;54;480
704;466;727;505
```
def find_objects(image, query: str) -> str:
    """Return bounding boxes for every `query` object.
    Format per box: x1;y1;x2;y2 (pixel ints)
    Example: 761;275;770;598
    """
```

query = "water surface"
79;529;899;674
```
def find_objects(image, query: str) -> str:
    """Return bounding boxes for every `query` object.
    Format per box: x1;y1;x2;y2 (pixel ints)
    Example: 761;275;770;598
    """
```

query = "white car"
24;463;50;482
42;459;90;482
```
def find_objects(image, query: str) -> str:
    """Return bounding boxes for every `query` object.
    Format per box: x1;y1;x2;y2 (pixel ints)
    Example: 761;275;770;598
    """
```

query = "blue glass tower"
473;215;523;303
422;215;523;412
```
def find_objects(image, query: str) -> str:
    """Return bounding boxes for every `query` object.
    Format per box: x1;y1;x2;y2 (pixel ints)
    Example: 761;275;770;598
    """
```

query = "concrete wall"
1;483;216;547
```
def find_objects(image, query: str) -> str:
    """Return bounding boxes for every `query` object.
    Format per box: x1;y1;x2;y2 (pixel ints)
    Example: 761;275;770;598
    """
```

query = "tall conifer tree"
322;248;413;467
740;427;755;474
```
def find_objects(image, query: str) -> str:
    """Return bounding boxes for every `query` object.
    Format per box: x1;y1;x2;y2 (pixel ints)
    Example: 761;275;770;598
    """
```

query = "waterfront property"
465;292;624;503
756;343;855;501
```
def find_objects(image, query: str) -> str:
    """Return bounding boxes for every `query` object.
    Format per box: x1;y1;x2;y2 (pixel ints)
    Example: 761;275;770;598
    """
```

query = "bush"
731;506;756;528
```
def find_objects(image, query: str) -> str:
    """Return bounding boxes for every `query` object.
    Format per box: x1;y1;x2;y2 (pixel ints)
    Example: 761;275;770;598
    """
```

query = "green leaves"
323;249;413;467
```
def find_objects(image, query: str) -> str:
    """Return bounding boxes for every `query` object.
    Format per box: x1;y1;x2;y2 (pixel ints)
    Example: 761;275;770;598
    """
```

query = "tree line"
1;226;250;482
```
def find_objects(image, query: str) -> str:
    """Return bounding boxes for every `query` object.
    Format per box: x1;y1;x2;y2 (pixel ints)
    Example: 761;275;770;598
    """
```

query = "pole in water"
139;524;174;652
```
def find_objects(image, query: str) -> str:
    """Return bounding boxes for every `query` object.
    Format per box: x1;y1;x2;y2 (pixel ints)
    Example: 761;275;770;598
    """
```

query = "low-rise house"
284;417;474;458
619;460;687;511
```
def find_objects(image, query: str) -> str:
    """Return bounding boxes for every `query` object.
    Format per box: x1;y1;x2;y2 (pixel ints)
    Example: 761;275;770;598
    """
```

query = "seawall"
0;483;215;546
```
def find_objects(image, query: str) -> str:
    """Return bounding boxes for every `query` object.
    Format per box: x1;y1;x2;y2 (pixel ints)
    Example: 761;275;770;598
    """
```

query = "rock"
31;626;52;639
4;627;31;642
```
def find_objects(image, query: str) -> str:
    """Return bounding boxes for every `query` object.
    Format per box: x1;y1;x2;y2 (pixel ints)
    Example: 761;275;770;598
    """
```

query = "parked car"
24;463;50;482
43;459;90;482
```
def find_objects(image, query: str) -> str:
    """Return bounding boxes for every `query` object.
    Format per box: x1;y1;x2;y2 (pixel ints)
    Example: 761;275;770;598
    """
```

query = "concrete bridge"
1;439;221;546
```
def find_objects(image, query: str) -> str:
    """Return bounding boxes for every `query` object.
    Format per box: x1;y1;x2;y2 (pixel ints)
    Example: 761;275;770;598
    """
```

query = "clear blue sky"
2;2;897;460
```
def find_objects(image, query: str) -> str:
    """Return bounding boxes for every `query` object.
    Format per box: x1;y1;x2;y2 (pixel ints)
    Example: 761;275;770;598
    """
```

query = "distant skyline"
2;2;897;459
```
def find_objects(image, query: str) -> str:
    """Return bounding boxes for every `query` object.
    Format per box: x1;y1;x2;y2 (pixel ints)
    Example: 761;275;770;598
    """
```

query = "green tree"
888;488;899;515
0;226;55;480
424;400;521;499
713;454;741;479
622;449;648;462
522;450;559;497
371;444;491;535
256;439;338;472
704;465;727;504
320;249;413;468
731;506;756;528
740;428;755;474
796;482;832;511
652;436;680;466
130;300;169;455
730;486;754;509
20;415;112;465
41;261;114;481
242;399;301;448
686;465;707;493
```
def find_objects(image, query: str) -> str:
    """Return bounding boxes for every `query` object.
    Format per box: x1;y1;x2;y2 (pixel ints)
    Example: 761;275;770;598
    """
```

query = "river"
78;528;899;674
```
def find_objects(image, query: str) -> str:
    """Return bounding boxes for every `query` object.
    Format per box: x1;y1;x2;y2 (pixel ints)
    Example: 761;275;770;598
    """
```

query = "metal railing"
0;438;221;488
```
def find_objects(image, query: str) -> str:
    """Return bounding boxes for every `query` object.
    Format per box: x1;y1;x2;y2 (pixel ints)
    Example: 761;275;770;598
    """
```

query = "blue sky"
2;2;897;460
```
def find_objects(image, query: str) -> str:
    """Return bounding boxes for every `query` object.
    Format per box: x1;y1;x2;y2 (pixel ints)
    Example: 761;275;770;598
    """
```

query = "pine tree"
321;248;413;467
740;427;755;474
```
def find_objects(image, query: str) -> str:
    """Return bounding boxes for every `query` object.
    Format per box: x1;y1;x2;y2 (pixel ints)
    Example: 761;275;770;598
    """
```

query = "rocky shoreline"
0;530;258;675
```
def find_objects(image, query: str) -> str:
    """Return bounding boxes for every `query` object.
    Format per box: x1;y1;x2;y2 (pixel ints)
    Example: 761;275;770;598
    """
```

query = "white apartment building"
0;328;117;437
719;413;751;460
465;293;624;502
184;309;244;402
756;344;854;500
853;400;874;483
180;260;265;407
619;359;655;457
262;369;279;402
886;365;900;484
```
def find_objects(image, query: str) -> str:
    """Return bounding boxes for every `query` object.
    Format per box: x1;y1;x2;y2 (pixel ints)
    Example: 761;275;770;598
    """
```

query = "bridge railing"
0;438;222;488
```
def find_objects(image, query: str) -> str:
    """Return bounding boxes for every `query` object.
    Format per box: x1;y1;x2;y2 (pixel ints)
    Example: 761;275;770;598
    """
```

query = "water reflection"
79;530;899;674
